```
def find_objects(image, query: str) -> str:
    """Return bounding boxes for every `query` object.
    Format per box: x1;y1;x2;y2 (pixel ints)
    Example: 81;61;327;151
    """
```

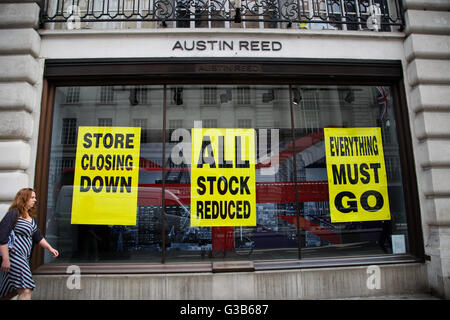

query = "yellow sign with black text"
71;126;141;225
191;128;256;227
324;127;391;223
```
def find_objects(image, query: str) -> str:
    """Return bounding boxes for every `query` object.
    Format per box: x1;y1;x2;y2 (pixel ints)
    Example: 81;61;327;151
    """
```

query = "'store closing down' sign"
71;126;141;225
324;127;391;223
191;128;256;227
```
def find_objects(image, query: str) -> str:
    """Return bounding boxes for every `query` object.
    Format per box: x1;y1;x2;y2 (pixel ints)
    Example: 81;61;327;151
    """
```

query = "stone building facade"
0;0;448;299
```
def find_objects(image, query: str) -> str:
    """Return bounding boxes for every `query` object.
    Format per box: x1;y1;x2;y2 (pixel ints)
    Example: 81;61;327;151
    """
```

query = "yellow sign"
324;127;391;223
191;128;256;227
71;126;141;225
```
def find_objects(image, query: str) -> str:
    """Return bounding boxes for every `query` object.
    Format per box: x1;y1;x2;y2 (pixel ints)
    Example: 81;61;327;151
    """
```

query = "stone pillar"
403;0;450;298
0;1;43;216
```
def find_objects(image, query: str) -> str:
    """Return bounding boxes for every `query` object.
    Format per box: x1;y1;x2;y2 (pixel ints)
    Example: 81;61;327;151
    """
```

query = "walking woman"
0;188;58;300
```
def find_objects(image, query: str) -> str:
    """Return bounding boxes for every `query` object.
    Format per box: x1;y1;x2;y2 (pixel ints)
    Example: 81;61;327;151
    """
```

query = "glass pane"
44;82;411;265
163;84;298;262
292;85;409;258
45;85;164;263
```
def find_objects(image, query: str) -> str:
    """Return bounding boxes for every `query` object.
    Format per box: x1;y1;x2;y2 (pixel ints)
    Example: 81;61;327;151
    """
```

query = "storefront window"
45;86;164;263
163;85;297;262
291;85;408;258
44;83;410;264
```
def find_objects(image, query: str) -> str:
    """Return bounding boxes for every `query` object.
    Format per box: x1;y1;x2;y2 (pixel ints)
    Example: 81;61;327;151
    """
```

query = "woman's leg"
17;288;32;300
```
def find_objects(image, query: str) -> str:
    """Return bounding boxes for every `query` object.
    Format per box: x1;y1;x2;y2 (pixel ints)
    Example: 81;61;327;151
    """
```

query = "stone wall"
0;1;43;216
33;263;428;300
403;0;450;298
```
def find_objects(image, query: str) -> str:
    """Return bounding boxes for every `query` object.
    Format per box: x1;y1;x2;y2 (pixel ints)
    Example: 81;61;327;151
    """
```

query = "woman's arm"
38;238;59;258
0;243;10;272
0;210;17;245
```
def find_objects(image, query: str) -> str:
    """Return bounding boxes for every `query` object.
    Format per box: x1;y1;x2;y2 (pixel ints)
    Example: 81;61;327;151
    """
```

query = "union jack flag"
377;86;388;121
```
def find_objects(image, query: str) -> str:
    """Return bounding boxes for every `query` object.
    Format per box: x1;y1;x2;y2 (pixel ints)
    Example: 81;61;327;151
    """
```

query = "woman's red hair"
9;188;37;218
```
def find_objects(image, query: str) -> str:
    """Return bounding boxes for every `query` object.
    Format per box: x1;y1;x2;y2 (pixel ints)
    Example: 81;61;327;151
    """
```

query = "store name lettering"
172;40;282;52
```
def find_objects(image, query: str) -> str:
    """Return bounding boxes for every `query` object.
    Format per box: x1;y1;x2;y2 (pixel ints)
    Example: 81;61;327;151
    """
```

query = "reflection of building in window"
138;86;149;104
345;88;376;127
130;86;149;105
237;119;252;128
298;89;320;133
98;118;113;127
99;86;114;104
381;123;392;144
237;86;251;105
61;118;77;145
65;87;80;104
133;118;148;143
203;87;217;105
203;119;218;128
171;87;183;105
168;119;184;129
385;156;400;181
54;158;75;175
262;88;276;103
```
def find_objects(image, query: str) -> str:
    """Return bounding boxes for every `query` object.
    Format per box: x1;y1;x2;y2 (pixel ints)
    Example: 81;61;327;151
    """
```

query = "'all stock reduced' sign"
190;128;256;227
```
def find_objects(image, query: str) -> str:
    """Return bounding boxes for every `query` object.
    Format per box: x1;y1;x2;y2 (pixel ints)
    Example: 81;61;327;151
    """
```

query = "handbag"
7;230;16;252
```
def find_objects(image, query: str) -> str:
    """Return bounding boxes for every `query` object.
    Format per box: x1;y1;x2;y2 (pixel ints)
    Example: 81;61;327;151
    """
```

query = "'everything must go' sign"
324;127;391;223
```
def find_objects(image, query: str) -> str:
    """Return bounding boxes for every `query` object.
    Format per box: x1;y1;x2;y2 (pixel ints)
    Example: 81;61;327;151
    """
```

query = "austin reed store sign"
171;40;283;52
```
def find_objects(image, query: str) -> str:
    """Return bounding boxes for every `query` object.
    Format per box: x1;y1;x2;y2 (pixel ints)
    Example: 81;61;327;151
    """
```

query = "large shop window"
43;82;414;265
